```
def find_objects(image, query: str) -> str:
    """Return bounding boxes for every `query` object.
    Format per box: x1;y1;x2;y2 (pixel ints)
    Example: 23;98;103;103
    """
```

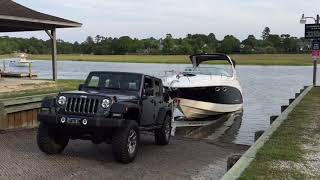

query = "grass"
0;79;83;99
0;54;316;66
240;87;320;179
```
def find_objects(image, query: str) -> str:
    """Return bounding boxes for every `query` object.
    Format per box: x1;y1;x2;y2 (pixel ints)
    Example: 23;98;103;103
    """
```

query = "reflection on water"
1;60;317;145
218;112;243;143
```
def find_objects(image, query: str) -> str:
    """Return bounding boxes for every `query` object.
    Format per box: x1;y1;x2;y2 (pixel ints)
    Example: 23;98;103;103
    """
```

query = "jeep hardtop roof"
88;71;162;82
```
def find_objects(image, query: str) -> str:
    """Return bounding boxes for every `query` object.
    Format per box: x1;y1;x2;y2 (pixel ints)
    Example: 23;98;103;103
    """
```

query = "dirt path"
0;78;54;93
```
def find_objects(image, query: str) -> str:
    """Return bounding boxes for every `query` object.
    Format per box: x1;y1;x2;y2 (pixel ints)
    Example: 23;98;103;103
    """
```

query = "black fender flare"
156;107;172;125
41;96;56;108
110;102;141;123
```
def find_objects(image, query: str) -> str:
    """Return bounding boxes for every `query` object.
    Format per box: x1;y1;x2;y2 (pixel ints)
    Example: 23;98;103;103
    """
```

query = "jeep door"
141;76;156;126
153;79;166;123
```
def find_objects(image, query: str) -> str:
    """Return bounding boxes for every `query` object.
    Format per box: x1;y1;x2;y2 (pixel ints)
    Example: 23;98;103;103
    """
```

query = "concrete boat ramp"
0;80;248;179
0;129;247;180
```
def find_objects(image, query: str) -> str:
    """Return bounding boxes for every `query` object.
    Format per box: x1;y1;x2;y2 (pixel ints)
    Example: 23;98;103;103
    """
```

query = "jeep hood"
59;90;139;101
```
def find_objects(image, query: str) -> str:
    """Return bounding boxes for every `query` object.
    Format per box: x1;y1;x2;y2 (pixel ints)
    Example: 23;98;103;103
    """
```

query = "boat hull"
162;54;244;121
178;98;243;120
9;61;31;67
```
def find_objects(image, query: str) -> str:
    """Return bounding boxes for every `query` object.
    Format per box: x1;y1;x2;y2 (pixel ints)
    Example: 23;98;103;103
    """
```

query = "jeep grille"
65;97;100;114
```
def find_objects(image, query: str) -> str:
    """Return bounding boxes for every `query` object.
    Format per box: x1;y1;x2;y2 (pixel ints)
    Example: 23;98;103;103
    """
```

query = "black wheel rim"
127;129;137;154
165;120;171;140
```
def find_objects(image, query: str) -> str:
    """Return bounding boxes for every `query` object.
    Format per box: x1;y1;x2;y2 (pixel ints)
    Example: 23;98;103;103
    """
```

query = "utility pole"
314;14;320;86
301;14;320;86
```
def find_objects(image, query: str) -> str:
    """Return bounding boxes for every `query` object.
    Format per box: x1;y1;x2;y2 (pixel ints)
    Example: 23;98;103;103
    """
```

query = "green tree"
207;33;218;52
81;36;95;54
0;31;306;55
57;39;74;54
142;38;160;54
242;35;257;48
262;27;271;40
241;35;258;53
180;40;193;54
280;34;298;53
267;34;281;50
162;34;174;54
113;36;134;54
220;35;241;54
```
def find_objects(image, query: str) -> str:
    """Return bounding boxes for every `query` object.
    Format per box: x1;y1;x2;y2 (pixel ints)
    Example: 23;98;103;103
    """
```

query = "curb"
221;86;313;180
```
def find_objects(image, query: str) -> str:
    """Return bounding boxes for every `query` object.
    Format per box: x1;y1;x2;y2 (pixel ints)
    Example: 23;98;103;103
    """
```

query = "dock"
223;86;320;179
0;71;37;78
1;58;37;78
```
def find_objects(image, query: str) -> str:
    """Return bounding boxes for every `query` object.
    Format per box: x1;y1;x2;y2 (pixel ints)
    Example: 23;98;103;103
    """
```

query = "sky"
3;0;320;42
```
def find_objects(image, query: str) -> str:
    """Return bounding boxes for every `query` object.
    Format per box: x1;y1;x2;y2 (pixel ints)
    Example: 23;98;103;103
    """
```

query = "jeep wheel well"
125;108;140;125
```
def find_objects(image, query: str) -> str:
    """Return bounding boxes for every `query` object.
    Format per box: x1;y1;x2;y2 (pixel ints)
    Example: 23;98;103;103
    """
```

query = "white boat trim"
178;98;243;120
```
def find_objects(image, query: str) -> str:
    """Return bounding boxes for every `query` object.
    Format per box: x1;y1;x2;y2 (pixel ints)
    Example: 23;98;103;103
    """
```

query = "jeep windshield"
85;72;142;92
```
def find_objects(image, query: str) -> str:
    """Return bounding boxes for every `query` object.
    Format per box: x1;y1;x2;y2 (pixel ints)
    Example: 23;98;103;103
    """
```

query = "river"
4;60;317;145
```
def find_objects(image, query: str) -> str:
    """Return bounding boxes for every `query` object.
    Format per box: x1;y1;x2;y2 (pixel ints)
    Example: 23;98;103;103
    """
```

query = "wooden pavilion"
0;0;82;80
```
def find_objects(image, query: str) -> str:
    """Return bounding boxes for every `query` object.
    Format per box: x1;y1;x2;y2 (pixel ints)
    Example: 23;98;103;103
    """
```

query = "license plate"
66;117;81;125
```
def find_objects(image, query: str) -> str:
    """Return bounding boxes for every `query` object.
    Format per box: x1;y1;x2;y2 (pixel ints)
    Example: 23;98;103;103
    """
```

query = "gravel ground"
0;129;246;180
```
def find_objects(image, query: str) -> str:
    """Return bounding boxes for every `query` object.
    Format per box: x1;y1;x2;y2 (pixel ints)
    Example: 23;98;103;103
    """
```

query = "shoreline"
224;86;320;179
0;54;316;66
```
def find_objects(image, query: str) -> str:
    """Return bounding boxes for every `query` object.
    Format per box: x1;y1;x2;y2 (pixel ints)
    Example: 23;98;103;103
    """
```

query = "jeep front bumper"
38;112;126;128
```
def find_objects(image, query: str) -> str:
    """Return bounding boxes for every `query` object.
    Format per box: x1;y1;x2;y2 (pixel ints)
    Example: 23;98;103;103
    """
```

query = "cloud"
3;0;318;42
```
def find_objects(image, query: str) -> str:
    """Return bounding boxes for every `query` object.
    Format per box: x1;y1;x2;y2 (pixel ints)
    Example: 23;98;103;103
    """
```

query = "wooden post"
227;154;242;171
3;60;5;71
289;98;295;104
254;130;265;142
270;116;279;125
281;105;289;112
0;102;8;130
28;62;32;78
45;29;58;81
0;60;4;79
51;29;57;81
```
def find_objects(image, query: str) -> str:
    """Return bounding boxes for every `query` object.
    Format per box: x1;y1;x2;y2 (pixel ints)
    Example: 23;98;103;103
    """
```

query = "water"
2;60;317;145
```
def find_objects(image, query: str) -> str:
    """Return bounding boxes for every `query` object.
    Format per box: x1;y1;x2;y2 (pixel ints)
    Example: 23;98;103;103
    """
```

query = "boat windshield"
184;66;233;77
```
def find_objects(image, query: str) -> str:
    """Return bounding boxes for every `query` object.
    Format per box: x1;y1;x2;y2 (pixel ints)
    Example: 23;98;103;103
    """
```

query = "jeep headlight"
101;99;111;109
57;96;67;106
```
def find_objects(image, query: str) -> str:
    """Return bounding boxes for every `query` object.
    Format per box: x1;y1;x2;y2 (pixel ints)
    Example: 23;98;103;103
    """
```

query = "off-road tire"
37;123;69;154
112;121;139;164
155;115;172;145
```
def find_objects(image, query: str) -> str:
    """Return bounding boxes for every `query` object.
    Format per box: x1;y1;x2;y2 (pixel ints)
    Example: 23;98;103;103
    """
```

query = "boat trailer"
169;99;222;136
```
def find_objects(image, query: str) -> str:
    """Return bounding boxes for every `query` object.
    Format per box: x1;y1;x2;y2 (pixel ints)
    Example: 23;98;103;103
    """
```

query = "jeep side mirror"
78;84;84;91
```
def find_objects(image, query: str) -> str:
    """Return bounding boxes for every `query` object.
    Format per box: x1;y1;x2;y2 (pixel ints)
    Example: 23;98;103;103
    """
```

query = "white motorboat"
9;53;33;67
163;54;243;120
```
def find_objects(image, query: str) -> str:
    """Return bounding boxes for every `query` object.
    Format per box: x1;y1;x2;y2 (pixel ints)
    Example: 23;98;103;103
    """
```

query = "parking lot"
0;129;246;180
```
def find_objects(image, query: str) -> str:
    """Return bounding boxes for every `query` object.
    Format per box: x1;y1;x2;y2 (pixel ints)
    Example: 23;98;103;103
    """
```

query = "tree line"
0;27;311;55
